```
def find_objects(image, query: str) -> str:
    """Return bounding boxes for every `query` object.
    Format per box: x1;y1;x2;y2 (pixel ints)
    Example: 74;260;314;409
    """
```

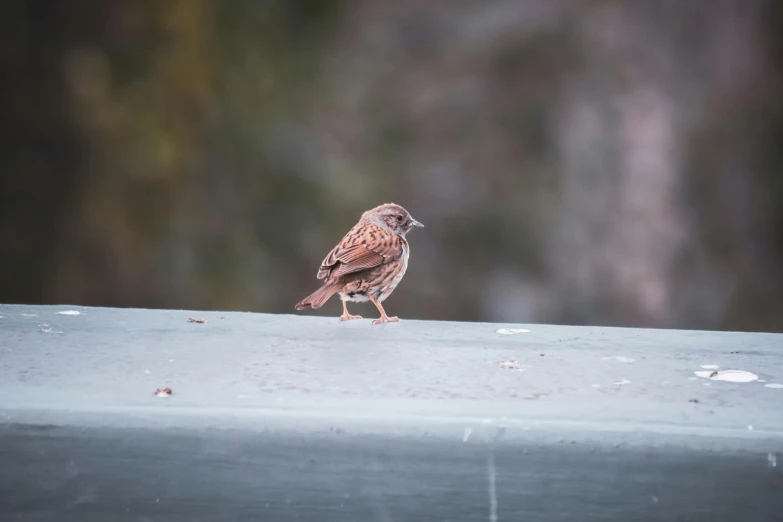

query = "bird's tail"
295;284;341;310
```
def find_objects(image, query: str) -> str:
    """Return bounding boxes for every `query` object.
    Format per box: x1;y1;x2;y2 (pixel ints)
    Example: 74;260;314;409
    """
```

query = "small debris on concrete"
57;310;81;315
613;379;631;385
495;359;522;370
154;387;173;397
187;317;207;323
532;392;549;398
496;328;530;335
689;398;699;403
695;370;758;383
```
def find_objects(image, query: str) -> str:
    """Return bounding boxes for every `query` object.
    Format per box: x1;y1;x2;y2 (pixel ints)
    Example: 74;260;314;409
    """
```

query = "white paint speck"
747;425;754;431
20;313;37;317
487;451;498;522
650;495;659;504
463;428;473;442
590;384;601;388
769;454;778;467
764;383;783;389
688;377;698;380
496;328;530;335
57;310;81;315
602;356;636;363
496;360;527;371
613;379;631;385
758;379;766;383
144;369;151;374
695;370;758;383
702;383;712;387
700;364;720;370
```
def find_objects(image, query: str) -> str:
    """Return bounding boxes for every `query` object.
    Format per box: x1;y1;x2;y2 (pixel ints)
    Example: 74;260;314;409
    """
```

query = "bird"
295;203;424;324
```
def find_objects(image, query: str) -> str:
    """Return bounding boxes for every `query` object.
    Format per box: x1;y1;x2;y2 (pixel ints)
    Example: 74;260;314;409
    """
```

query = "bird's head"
364;203;424;237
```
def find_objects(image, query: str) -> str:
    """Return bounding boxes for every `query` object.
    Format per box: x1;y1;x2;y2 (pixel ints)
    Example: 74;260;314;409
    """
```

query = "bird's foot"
339;313;363;321
372;315;399;325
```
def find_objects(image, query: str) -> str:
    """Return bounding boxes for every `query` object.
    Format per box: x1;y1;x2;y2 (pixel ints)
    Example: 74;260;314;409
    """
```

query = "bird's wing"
317;225;403;280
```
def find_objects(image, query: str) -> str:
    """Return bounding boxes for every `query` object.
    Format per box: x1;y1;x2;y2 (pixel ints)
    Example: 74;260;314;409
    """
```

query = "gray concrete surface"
0;304;782;521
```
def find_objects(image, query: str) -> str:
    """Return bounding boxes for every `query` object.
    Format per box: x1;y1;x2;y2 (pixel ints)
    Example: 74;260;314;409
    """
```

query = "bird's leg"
339;300;362;321
370;297;399;324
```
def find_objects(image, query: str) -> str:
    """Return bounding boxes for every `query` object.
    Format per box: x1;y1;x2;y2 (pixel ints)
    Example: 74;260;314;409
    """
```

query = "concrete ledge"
1;304;782;521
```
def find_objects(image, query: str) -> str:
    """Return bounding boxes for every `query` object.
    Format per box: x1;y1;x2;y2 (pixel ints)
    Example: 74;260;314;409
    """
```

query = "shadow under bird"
295;203;424;324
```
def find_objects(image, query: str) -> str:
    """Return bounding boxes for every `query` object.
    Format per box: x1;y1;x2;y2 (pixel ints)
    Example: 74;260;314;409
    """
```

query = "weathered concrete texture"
0;304;782;521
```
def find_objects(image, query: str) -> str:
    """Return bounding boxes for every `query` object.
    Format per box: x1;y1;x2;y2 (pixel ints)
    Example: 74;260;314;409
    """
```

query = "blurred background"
1;0;782;332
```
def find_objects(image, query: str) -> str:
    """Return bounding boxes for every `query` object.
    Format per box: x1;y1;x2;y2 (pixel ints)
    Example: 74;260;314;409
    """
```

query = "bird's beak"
410;218;424;228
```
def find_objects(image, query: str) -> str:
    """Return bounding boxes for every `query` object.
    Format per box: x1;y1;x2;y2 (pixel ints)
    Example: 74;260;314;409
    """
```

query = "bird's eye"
396;215;403;222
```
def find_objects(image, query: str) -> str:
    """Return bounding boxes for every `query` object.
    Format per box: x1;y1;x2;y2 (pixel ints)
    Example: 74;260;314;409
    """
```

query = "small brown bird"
295;203;424;324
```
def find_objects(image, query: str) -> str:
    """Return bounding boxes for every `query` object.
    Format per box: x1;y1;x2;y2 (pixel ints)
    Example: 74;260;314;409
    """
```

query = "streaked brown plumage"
295;203;424;324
